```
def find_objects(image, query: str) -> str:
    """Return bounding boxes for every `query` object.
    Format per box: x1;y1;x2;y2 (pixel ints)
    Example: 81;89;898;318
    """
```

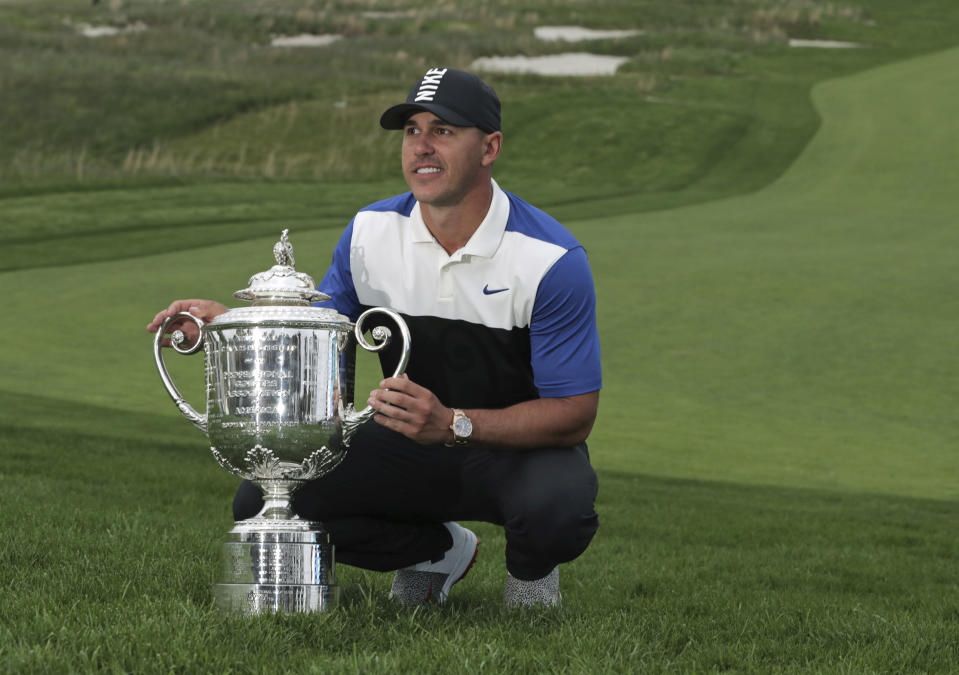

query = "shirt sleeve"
315;219;363;321
529;246;602;398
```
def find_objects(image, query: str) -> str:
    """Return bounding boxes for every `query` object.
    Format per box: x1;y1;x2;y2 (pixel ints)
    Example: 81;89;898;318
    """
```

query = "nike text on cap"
380;67;501;134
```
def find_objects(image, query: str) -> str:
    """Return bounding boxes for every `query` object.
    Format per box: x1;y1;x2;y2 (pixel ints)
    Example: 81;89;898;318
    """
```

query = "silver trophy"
153;230;410;614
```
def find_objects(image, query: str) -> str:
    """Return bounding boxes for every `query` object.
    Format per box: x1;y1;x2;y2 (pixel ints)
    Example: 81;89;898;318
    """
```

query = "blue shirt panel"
315;219;362;319
529;246;602;396
502;192;602;396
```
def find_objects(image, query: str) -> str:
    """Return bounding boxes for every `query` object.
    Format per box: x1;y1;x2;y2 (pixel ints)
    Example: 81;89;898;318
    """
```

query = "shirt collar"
409;179;510;258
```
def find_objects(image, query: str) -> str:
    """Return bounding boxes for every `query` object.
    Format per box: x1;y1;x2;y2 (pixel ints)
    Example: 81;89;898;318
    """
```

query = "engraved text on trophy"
204;326;342;465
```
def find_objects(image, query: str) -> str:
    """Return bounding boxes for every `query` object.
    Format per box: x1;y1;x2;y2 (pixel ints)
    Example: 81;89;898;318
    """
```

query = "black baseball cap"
380;67;501;133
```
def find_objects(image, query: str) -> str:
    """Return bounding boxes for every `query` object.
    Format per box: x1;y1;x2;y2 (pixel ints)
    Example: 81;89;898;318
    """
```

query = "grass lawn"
1;1;958;672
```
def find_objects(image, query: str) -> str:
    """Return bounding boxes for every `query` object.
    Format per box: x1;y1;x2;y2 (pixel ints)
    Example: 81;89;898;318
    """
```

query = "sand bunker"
472;53;628;76
789;39;865;48
270;34;342;47
362;11;416;19
471;24;637;77
77;22;146;38
534;26;642;42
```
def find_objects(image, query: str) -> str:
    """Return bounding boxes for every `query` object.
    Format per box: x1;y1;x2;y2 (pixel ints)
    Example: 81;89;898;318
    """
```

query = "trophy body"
153;231;410;615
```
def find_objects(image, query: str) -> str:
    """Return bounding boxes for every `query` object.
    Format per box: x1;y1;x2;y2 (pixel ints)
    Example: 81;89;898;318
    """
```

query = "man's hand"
147;299;228;349
367;374;453;446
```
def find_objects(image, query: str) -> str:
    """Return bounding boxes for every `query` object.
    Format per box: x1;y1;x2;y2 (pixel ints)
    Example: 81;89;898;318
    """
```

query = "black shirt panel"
361;310;537;409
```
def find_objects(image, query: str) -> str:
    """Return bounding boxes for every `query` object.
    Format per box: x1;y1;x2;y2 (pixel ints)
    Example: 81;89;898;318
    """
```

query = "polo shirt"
317;179;601;410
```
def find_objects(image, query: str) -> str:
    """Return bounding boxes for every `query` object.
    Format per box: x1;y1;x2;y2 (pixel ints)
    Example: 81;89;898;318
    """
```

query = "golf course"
1;0;957;671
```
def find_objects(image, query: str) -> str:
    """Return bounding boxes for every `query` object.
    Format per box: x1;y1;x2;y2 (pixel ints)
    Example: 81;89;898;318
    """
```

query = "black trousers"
233;422;599;580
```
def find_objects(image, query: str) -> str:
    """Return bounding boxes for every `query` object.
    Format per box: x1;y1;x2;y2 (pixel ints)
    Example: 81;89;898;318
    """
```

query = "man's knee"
232;480;263;520
503;447;599;564
511;493;599;563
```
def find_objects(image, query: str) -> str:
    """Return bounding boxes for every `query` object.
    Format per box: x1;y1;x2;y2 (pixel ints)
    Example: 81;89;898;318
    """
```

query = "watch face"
453;416;473;438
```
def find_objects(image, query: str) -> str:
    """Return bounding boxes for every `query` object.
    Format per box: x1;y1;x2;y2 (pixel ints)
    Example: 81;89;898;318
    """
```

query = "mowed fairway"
589;46;959;500
1;44;958;675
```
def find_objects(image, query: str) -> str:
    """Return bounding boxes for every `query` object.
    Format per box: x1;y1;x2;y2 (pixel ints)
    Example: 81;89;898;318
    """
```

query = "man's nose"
412;133;434;155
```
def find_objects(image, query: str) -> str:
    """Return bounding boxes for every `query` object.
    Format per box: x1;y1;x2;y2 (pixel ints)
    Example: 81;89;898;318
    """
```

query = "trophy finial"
273;229;295;268
234;228;328;305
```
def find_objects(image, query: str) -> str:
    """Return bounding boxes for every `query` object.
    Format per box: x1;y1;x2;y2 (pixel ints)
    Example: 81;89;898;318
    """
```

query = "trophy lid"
233;229;330;306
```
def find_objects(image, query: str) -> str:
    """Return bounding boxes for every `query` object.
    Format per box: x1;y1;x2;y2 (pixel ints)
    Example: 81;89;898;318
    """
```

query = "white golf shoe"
389;522;478;605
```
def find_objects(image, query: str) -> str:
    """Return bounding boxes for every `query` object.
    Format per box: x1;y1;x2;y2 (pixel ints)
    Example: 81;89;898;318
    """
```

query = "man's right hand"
147;299;228;349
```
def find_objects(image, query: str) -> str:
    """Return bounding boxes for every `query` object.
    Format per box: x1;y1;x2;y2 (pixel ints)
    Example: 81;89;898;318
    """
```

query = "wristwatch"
447;408;473;446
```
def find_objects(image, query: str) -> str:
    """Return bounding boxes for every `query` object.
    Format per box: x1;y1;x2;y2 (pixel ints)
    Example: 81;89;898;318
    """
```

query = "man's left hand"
367;374;452;445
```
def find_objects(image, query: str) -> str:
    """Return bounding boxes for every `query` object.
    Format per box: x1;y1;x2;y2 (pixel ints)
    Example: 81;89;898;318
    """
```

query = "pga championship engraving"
153;229;410;615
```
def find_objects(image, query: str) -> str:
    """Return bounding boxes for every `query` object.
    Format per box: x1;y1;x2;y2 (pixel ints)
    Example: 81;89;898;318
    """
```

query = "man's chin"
409;187;449;207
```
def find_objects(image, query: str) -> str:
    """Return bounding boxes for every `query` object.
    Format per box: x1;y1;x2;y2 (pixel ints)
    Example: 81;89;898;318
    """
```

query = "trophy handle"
340;307;411;441
153;312;208;433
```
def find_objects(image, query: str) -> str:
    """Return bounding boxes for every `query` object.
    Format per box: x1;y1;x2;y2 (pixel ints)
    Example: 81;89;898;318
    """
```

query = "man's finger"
369;389;409;411
373;412;406;431
380;375;422;394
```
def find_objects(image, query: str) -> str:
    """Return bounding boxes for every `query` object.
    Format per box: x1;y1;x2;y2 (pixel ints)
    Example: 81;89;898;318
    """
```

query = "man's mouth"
414;167;442;174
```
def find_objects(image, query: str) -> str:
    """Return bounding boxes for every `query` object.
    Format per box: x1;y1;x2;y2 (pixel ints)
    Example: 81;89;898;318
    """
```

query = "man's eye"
405;127;420;135
436;128;452;135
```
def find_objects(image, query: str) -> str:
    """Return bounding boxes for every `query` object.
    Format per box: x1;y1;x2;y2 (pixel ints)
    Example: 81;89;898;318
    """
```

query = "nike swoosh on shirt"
483;285;509;295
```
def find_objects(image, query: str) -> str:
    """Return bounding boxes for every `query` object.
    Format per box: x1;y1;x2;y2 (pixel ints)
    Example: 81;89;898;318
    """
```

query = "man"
148;68;601;607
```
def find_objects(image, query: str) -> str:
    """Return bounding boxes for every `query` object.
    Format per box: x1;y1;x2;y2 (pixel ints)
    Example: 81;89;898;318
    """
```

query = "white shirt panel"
349;213;567;330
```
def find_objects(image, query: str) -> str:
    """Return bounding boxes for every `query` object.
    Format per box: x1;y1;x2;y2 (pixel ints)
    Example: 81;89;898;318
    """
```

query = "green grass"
2;0;959;672
2;400;957;672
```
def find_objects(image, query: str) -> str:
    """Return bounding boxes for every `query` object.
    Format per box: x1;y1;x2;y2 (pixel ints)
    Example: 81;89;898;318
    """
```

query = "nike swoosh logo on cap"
483;285;509;295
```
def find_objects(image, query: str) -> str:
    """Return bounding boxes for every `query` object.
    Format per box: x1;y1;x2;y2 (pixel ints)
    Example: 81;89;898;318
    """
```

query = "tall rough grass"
0;0;887;187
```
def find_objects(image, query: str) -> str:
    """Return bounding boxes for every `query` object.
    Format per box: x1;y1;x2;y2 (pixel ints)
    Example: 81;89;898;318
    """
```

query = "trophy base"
214;582;339;615
214;518;338;615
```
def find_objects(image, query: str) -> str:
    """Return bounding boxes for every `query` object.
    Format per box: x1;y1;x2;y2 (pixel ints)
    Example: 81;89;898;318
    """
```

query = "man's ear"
481;131;503;167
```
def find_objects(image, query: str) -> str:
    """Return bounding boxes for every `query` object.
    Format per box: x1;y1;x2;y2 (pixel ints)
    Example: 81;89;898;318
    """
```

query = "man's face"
401;111;495;207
